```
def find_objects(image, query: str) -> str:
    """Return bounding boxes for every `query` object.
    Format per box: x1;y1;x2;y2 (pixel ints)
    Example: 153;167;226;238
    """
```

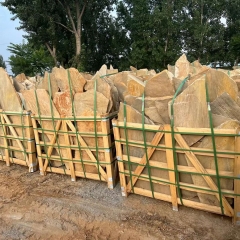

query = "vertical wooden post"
234;128;240;225
101;118;114;189
32;116;45;175
112;119;128;196
1;111;10;166
165;125;178;211
62;119;76;182
25;111;37;172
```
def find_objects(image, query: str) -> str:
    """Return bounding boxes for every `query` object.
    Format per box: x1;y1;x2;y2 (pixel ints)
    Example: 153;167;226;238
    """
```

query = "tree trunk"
75;33;81;57
45;43;57;66
234;57;239;66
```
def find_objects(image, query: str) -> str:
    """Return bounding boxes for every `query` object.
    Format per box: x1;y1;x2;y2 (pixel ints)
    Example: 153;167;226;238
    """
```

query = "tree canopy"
8;42;54;76
2;0;240;74
0;55;6;69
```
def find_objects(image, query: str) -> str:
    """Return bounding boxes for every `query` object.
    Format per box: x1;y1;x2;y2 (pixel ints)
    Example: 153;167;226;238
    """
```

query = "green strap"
100;72;118;79
123;101;134;193
205;77;224;215
94;78;101;180
0;112;9;162
170;76;189;205
141;93;155;198
67;69;86;178
47;73;66;172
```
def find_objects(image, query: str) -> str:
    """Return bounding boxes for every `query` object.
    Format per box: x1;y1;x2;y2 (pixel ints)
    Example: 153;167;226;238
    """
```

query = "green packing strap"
205;77;224;215
34;76;54;172
141;92;155;198
20;109;27;163
0;113;9;162
100;72;118;79
94;78;102;181
67;69;87;178
170;76;189;205
123;101;134;193
48;73;67;173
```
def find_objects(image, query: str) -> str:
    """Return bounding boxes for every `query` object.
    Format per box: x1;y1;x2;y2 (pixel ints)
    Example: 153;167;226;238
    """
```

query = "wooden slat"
121;155;234;177
133;187;224;216
123;169;235;198
62;120;76;181
116;121;236;135
165;125;178;210
174;132;234;217
32;117;45;175
38;141;107;152
234;128;240;224
45;167;107;181
112;119;127;196
66;120;107;181
119;138;235;158
1;114;10;166
126;126;164;192
2;113;29;166
43;120;62;171
101;119;114;189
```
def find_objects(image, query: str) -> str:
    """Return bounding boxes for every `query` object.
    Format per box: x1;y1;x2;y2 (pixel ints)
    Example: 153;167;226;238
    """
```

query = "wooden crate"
113;119;240;224
32;113;118;189
0;110;37;172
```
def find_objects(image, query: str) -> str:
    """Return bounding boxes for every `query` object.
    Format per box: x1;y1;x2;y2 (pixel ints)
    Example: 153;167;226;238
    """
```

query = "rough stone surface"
53;92;73;116
173;76;209;145
15;73;27;83
114;82;127;102
68;68;86;93
74;90;109;116
145;70;174;98
187;120;239;206
175;54;190;79
145;107;165;124
127;74;145;97
210;92;240;122
205;69;238;102
0;68;22;112
38;71;59;99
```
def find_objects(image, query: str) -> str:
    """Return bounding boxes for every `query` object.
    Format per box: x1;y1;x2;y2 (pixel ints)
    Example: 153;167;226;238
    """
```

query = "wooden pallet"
112;119;240;224
0;110;37;172
32;113;118;189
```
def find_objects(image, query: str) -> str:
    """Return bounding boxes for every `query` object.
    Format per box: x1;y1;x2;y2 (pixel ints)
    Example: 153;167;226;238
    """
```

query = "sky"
0;6;25;74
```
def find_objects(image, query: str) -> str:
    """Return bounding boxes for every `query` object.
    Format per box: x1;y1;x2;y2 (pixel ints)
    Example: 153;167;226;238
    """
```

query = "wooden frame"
32;113;117;189
0;110;37;172
113;119;240;224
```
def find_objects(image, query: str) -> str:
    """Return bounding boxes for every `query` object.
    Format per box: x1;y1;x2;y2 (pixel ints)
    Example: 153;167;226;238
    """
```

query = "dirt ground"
0;163;239;240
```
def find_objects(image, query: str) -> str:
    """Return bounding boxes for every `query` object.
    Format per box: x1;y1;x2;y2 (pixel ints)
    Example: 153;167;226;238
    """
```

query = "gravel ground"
0;163;239;240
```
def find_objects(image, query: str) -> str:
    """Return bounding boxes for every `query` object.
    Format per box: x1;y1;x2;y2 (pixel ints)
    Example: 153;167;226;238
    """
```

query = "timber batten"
0;110;37;172
113;119;240;223
32;113;117;188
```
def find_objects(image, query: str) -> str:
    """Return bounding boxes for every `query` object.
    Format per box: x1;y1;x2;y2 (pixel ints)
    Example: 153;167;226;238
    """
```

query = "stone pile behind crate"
15;65;118;177
0;68;37;171
110;54;240;211
1;54;240;209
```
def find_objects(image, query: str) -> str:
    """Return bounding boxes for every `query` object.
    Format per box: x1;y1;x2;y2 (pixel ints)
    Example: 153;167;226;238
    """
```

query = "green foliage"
8;42;54;76
180;0;226;65
2;0;240;71
0;55;6;69
117;0;183;70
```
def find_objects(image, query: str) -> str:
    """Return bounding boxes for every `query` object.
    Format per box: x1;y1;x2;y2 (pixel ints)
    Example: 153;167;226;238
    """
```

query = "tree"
1;0;69;66
180;0;226;65
116;0;183;70
2;0;117;69
81;7;131;72
0;55;6;69
224;0;240;66
8;42;54;76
